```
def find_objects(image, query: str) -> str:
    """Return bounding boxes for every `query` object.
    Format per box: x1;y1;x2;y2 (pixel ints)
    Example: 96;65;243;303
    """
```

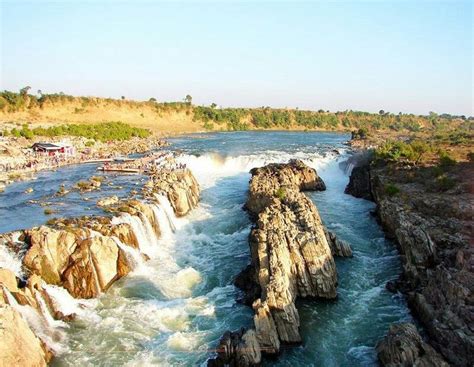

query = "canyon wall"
346;156;473;366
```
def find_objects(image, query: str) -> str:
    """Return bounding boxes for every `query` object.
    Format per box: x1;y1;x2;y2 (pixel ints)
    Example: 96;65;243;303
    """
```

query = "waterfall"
42;284;96;322
112;236;145;271
150;203;174;243
154;193;180;231
2;285;67;354
112;213;156;257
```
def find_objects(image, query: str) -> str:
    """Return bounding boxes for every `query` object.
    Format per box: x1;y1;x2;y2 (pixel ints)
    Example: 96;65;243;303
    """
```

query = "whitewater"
0;132;411;366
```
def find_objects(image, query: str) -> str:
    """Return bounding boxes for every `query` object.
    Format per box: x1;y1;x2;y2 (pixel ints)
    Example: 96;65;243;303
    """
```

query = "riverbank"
0;135;167;190
345;134;473;366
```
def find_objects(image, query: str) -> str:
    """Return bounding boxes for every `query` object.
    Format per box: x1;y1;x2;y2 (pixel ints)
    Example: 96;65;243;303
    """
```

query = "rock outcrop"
376;323;448;367
20;225;133;299
346;154;473;366
144;168;200;217
0;304;50;367
0;166;201;365
207;328;261;367
221;160;347;364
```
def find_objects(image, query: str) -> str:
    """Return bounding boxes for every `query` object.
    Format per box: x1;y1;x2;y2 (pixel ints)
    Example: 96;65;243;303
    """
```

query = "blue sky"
1;0;472;115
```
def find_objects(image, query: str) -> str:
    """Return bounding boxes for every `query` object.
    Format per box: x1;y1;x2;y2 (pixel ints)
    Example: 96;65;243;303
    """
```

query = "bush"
435;175;456;191
384;183;400;196
438;151;456;167
85;140;95;147
30;121;151;142
275;187;286;200
467;152;474;162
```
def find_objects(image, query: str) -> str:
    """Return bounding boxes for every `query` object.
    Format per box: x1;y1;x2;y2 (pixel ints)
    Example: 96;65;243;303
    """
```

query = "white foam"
0;244;23;277
176;150;339;188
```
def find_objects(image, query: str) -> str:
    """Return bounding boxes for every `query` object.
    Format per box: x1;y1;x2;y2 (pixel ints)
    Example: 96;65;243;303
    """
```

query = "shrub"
438;151;456;167
467;152;474;162
85;140;95;147
435;175;456;191
275;187;286;200
384;183;400;196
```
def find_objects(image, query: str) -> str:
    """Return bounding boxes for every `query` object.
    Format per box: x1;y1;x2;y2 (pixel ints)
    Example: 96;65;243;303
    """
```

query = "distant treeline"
1;88;472;133
2;121;151;142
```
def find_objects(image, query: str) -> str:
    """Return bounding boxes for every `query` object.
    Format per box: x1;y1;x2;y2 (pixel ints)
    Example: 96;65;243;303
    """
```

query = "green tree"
184;94;192;104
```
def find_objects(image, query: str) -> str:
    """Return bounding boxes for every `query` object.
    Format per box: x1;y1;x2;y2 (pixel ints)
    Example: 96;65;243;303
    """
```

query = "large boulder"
0;304;51;367
145;169;200;217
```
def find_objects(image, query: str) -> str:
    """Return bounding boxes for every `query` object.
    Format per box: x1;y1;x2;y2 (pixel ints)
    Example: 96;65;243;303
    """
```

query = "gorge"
1;131;457;366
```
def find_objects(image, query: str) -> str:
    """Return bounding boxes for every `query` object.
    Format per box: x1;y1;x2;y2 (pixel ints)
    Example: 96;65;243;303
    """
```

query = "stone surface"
207;328;261;367
346;152;473;366
0;304;50;367
376;323;449;367
145;169;200;217
325;229;353;257
235;160;338;356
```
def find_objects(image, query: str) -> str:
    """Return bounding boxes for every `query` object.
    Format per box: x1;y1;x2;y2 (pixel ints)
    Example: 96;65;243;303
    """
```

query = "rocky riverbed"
345;149;473;366
209;160;352;366
0;167;200;365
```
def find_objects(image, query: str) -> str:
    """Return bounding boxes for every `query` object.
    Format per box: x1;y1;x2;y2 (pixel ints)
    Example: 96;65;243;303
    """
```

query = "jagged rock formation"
325;229;353;257
0;167;201;365
346;155;473;366
207;328;261;367
144;168;200;216
215;160;350;365
376;323;448;367
0;304;51;367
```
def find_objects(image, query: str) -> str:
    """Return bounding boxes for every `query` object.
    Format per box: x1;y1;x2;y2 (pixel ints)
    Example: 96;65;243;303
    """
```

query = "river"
0;131;411;366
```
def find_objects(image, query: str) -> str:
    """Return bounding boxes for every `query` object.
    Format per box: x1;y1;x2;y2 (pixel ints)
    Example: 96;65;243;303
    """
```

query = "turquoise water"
0;132;411;366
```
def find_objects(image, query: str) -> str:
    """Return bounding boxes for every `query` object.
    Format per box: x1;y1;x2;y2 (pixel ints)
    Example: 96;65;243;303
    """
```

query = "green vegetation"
375;140;431;164
384;183;400;196
5;122;150;141
275;187;287;200
1;88;472;133
438;150;456;167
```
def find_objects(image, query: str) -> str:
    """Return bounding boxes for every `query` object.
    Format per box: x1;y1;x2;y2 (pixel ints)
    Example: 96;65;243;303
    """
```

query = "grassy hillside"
1;90;471;137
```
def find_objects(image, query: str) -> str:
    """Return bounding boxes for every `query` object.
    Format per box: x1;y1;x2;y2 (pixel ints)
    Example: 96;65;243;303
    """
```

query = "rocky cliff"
0;168;200;365
210;160;351;365
346;155;473;366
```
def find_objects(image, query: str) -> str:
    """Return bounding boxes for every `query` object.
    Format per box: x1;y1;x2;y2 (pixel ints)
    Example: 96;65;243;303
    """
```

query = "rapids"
0;132;411;366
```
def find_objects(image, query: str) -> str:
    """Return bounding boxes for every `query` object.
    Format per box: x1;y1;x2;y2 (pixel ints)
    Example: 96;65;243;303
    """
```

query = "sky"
1;0;472;115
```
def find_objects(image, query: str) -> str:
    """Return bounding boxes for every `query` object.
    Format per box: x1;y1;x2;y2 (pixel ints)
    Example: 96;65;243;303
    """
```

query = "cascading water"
1;132;411;366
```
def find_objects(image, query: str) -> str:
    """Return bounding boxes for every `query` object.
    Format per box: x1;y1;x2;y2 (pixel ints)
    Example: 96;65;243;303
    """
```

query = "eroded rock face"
21;225;133;299
234;160;338;356
246;160;326;216
0;304;50;367
346;153;473;366
207;328;261;367
145;169;200;217
376;323;448;367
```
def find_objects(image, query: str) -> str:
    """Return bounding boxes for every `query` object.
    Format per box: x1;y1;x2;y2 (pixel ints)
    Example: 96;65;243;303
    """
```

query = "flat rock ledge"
209;160;351;366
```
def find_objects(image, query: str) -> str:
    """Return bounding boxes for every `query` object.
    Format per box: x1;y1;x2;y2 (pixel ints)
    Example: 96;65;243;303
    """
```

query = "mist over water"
1;132;411;366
